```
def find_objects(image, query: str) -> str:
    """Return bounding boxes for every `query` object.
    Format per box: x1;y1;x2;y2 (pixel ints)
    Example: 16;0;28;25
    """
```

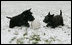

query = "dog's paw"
31;19;41;30
62;24;64;26
26;25;30;27
51;26;55;28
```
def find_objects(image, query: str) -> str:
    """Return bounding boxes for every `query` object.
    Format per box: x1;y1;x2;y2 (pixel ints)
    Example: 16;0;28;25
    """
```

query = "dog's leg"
51;26;55;28
9;24;15;28
46;22;53;27
61;23;64;26
46;23;51;27
61;22;64;26
61;19;64;26
9;21;15;28
24;23;30;27
46;24;48;27
51;24;57;28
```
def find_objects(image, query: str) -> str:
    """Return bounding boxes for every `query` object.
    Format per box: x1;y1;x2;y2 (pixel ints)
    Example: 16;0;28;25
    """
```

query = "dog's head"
22;8;35;21
43;12;54;23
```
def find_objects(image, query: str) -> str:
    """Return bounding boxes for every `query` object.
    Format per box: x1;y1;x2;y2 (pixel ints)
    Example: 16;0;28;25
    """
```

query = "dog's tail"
6;16;12;19
60;10;62;16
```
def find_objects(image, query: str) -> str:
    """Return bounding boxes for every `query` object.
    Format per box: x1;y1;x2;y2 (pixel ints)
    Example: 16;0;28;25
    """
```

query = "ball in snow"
31;19;41;30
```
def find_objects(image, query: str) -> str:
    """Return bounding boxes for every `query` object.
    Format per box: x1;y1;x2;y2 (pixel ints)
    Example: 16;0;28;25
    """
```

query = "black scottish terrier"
7;8;35;28
43;10;64;28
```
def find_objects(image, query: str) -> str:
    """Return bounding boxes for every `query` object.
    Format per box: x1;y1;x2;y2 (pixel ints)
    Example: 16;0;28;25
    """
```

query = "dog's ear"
52;14;54;16
47;12;50;17
60;10;62;16
51;14;54;17
28;8;32;11
48;12;50;15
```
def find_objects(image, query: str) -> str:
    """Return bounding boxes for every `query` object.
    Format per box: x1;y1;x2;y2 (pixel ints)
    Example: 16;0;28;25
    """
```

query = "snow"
1;1;71;44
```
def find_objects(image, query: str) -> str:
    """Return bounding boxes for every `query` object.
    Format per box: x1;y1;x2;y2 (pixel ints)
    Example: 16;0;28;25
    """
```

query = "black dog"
7;8;35;28
43;10;64;28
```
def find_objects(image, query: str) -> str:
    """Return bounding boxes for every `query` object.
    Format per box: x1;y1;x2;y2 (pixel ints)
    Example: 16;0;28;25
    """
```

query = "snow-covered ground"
1;1;71;44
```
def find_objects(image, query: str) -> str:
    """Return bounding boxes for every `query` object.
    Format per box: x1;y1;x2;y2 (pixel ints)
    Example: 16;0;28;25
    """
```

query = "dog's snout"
43;20;44;22
34;18;35;20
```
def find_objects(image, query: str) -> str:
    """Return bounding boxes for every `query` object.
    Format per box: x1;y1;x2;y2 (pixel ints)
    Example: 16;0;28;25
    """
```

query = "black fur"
7;8;35;28
43;10;64;28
